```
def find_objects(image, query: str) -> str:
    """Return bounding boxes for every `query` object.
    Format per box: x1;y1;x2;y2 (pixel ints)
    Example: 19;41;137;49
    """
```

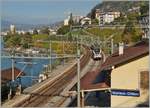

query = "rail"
13;45;91;107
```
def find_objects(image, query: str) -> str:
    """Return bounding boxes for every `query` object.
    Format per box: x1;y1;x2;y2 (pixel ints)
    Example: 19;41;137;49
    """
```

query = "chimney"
119;42;124;55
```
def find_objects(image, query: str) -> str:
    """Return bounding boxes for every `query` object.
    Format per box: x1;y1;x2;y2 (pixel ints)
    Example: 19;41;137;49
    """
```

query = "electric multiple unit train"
91;47;102;60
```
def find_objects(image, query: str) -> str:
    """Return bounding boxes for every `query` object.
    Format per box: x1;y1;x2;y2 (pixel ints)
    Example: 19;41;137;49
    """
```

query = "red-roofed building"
1;67;25;101
1;67;25;85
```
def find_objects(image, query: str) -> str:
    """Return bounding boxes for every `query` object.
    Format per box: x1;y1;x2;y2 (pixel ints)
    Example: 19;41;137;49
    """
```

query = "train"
91;47;102;60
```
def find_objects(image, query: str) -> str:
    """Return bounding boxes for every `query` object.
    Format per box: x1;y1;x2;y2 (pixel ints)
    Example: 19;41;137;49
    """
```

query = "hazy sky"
2;0;101;24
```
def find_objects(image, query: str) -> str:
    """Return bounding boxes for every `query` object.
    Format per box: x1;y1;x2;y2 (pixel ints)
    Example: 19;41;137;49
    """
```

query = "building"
109;41;148;107
64;15;83;26
1;67;25;85
80;40;149;107
128;6;140;13
101;40;149;107
139;15;149;39
1;31;8;36
80;17;91;26
16;30;26;35
98;13;115;25
49;28;57;35
103;13;115;23
95;9;101;19
95;10;120;25
64;18;69;26
28;29;34;34
1;67;25;101
10;25;16;34
72;15;83;24
108;11;120;18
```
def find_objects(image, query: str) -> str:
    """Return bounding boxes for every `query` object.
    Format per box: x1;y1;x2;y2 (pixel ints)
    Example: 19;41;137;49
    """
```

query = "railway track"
14;46;91;107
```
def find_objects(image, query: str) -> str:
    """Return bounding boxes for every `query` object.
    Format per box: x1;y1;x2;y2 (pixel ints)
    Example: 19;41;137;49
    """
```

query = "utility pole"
77;33;81;107
12;56;15;82
49;38;52;73
111;38;114;54
63;35;65;66
8;50;15;99
71;25;81;107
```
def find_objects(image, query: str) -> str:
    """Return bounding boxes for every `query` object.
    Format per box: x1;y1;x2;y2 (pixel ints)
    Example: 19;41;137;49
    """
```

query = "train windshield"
94;48;100;53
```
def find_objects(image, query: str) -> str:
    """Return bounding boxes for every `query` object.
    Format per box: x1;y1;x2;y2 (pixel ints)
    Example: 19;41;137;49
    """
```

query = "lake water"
1;36;55;88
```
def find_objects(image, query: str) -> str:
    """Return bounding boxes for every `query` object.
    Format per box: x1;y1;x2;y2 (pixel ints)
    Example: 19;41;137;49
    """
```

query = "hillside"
87;1;149;18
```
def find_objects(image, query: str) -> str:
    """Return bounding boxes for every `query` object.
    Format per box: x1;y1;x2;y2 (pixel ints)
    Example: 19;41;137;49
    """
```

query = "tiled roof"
1;67;25;84
101;40;149;70
81;70;109;90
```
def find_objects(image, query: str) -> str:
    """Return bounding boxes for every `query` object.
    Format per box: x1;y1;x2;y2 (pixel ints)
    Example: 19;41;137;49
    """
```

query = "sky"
2;0;101;24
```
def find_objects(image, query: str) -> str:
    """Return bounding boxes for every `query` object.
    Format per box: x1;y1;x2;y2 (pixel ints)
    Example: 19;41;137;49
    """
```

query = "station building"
101;40;149;107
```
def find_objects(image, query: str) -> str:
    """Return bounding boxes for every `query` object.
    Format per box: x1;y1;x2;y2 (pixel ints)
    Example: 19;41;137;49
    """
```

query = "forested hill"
87;1;149;18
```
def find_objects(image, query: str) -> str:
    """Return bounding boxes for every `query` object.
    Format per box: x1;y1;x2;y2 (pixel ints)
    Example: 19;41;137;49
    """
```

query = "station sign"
111;89;140;97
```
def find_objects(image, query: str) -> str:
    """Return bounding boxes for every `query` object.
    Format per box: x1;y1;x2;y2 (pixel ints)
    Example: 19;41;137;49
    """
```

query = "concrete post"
77;33;81;107
77;48;81;107
111;38;114;54
49;39;52;73
9;56;15;99
81;90;85;107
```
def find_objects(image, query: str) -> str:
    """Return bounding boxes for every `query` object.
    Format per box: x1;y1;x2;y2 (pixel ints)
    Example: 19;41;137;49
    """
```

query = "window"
140;71;149;89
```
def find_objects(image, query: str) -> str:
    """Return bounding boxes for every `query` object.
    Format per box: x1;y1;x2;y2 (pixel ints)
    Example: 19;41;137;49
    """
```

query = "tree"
68;13;74;26
140;3;149;16
33;29;38;35
40;27;50;35
91;19;99;24
5;35;21;47
25;32;31;35
57;25;70;35
90;9;96;19
123;21;135;34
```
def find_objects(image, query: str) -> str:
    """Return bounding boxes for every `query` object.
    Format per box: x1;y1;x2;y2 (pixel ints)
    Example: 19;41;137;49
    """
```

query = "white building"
37;29;41;34
99;13;115;25
10;25;16;34
95;10;120;25
64;18;69;26
73;15;83;24
64;14;83;26
28;29;34;34
80;17;91;25
1;31;8;36
16;30;26;35
95;9;101;19
108;12;120;18
49;28;57;35
103;14;115;23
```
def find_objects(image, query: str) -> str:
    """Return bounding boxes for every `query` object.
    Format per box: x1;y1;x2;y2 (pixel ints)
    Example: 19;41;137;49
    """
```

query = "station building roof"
101;40;149;71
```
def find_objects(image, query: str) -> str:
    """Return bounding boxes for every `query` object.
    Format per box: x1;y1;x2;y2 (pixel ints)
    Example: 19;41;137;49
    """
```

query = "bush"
57;25;70;35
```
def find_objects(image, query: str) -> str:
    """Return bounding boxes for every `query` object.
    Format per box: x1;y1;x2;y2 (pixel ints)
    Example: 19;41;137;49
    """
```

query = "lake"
1;36;55;88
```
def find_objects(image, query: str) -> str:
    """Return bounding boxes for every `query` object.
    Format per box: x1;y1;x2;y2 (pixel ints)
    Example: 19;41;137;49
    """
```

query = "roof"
81;70;109;90
101;40;149;70
1;67;25;84
81;17;91;21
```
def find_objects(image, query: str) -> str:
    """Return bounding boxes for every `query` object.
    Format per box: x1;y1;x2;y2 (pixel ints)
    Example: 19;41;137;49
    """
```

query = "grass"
32;34;49;40
85;27;124;44
33;41;77;55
